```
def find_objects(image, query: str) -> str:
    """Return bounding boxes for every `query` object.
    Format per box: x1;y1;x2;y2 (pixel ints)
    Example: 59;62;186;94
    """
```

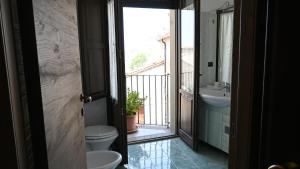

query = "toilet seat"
85;125;118;140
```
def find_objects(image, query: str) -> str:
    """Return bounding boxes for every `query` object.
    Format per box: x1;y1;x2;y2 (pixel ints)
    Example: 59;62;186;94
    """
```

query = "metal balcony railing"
126;74;170;127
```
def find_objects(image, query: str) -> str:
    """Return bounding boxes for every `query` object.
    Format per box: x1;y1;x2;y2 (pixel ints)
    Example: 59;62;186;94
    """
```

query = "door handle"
86;96;93;102
80;94;93;103
268;165;285;169
268;162;300;169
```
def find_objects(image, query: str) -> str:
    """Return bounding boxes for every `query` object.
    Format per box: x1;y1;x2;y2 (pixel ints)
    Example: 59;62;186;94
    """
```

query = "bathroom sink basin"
200;87;231;107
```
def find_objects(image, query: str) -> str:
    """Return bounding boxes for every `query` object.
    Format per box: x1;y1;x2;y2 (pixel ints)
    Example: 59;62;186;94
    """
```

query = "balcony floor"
127;125;173;143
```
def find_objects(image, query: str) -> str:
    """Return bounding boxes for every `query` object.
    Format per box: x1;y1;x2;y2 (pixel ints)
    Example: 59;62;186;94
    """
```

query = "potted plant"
126;89;144;133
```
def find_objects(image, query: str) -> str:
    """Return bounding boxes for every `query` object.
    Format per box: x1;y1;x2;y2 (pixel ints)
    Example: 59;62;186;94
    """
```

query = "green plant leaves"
126;89;145;116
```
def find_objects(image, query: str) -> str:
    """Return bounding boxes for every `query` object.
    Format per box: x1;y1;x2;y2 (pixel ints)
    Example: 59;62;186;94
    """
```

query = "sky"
123;8;171;71
123;7;195;72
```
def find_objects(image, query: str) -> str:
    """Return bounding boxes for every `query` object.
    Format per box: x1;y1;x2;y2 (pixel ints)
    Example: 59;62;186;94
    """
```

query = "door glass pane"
180;4;195;93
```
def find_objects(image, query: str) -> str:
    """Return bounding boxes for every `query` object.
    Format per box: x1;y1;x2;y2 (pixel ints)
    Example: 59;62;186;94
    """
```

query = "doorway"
123;7;177;143
198;1;234;154
119;0;236;168
121;0;235;168
8;0;300;169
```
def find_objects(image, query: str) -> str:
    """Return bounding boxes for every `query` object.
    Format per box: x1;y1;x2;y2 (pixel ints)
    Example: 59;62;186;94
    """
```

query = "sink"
200;87;231;107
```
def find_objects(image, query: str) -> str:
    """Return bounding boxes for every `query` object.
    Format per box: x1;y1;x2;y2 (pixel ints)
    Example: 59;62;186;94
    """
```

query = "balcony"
126;74;172;142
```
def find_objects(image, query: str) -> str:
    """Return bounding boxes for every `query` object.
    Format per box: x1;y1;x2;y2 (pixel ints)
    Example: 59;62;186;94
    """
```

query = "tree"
130;53;147;70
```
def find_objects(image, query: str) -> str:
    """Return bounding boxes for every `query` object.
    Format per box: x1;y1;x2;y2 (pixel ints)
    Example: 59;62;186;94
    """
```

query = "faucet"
224;82;231;92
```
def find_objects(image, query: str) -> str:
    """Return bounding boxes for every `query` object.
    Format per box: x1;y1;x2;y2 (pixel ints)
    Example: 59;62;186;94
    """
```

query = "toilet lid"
85;125;118;139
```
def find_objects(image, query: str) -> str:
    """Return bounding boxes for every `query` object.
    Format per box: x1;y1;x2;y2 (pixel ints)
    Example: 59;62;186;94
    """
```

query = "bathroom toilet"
85;125;118;151
86;151;122;169
85;126;121;169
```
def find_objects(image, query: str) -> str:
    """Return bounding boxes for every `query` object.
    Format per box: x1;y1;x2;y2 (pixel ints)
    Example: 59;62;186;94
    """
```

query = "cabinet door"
207;109;222;149
221;110;230;153
199;106;208;142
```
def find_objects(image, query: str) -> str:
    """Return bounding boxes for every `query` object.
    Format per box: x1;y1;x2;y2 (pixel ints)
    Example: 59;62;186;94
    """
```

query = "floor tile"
127;138;228;169
127;125;173;142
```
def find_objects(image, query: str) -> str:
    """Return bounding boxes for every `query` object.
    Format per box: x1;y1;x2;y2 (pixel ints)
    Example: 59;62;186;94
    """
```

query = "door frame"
108;0;128;164
1;0;48;168
6;0;272;168
0;3;20;168
10;0;49;168
229;0;269;169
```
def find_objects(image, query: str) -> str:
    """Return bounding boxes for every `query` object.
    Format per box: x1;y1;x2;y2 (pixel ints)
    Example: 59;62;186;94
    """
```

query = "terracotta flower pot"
127;114;137;133
135;105;145;124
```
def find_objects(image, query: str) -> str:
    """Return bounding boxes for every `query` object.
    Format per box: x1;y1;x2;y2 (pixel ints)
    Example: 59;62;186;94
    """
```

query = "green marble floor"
119;138;228;169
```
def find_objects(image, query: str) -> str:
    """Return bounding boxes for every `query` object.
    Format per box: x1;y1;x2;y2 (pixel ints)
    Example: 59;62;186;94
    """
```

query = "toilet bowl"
87;151;122;169
85;125;118;151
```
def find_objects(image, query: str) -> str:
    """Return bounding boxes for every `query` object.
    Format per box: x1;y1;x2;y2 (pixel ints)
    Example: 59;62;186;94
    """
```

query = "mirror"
199;3;234;90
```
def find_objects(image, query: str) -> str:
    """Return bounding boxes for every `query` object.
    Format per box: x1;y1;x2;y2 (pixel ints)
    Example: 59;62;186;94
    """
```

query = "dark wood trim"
77;0;88;98
228;0;241;168
0;4;19;168
257;1;300;168
178;129;193;146
248;1;269;168
229;0;269;168
122;0;178;9
15;0;49;168
128;135;178;145
217;8;234;14
176;2;182;140
193;0;201;150
114;0;128;164
216;11;220;81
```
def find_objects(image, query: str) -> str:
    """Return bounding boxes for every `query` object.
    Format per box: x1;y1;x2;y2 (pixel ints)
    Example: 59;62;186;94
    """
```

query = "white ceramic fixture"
86;151;122;169
85;125;118;151
200;87;231;107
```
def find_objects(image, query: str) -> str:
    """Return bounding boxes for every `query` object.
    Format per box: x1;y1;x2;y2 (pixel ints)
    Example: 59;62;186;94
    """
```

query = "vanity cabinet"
199;102;230;153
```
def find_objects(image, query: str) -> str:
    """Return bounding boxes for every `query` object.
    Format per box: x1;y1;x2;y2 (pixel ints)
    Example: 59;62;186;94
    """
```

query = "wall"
200;11;217;87
84;98;107;126
170;10;176;134
32;0;87;169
